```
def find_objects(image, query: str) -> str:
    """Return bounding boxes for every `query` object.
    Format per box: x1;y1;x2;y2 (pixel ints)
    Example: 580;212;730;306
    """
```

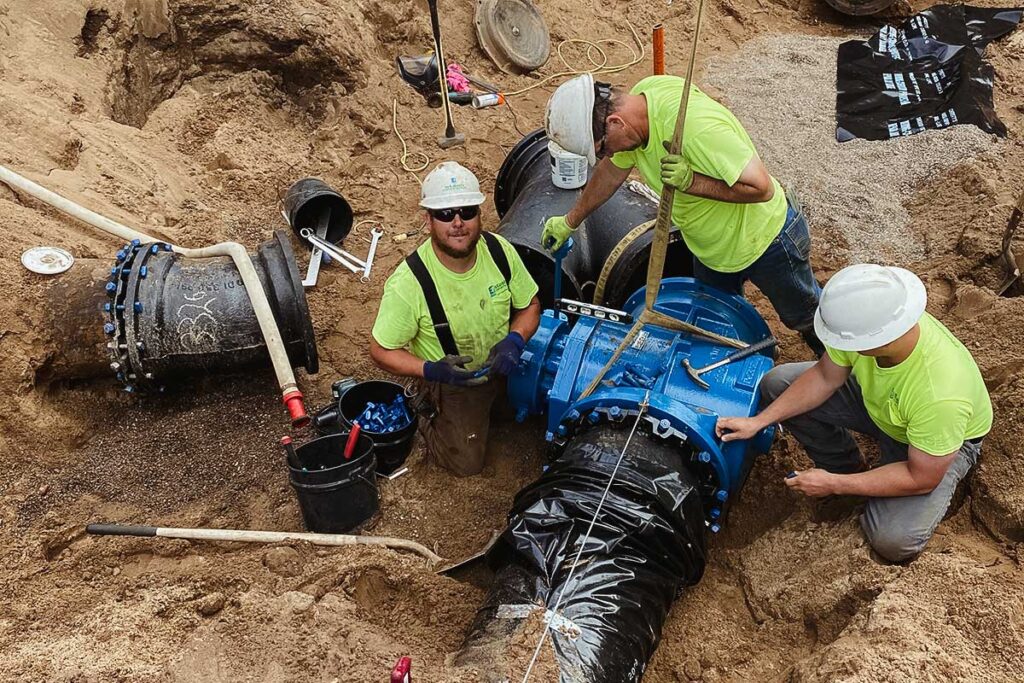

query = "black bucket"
337;380;418;476
282;178;353;245
288;432;378;533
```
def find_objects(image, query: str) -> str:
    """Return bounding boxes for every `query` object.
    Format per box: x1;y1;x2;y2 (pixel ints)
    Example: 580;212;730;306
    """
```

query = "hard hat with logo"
813;263;927;352
545;73;597;166
420;161;487;210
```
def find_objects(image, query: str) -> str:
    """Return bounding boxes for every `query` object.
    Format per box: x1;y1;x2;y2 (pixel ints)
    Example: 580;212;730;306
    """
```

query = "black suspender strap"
405;233;514;358
482;231;513;321
405;249;461;357
482;232;511;284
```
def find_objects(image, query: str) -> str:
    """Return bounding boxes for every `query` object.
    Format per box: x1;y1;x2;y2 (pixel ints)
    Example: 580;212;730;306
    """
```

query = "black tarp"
461;427;707;682
836;5;1022;142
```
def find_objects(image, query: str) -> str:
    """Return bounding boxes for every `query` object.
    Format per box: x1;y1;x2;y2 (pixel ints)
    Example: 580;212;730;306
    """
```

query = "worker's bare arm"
686;155;775;204
565;159;632;228
787;446;956;498
370;338;427;378
510;296;542;342
716;356;850;441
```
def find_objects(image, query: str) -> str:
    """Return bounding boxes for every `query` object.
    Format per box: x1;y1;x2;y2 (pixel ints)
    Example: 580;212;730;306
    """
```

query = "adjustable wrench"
361;227;384;282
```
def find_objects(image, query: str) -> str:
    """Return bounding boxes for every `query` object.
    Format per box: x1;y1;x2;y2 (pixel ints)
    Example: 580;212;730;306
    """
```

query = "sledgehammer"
683;337;778;390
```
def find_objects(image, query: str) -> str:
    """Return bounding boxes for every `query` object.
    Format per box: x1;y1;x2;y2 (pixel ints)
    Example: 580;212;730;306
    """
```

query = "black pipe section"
494;129;694;308
458;426;706;681
100;230;317;392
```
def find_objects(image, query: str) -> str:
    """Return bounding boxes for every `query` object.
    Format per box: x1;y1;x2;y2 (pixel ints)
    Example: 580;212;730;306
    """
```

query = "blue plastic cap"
556;424;568;437
163;243;172;251
105;282;117;294
587;411;600;424
698;452;711;463
150;244;160;254
130;238;141;246
110;267;119;276
103;322;116;334
103;303;112;312
139;266;148;278
710;507;721;520
710;523;721;534
715;490;728;503
116;250;126;262
609;406;621;417
133;301;143;313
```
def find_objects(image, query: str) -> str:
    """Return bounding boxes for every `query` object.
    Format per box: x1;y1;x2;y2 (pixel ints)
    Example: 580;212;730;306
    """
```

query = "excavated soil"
1;0;1023;681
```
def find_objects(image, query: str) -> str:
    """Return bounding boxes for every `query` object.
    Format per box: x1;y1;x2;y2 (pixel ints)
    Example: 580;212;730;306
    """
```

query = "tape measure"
592;219;656;304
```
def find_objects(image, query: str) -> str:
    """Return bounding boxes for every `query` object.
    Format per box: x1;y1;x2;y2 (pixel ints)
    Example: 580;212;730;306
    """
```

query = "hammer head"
682;359;710;390
437;132;466;149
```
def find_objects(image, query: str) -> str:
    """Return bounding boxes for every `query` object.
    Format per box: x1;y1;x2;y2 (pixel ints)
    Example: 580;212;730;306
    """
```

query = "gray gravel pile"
703;34;998;265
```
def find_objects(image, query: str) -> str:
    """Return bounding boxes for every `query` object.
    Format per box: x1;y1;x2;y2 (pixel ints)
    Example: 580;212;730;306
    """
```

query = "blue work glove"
423;355;489;387
541;215;576;252
485;332;526;376
660;153;694;191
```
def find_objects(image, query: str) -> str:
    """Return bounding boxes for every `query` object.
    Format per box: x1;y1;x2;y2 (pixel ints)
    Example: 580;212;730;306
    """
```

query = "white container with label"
548;141;588;190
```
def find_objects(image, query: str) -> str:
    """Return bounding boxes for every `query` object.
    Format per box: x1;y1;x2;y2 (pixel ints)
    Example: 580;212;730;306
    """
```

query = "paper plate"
21;246;74;275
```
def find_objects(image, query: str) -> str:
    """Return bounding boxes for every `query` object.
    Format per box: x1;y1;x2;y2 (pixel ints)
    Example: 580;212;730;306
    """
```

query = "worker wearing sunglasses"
371;162;541;476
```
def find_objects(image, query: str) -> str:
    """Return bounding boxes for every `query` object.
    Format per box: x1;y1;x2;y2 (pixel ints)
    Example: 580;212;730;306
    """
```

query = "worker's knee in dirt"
861;518;925;563
759;365;794;403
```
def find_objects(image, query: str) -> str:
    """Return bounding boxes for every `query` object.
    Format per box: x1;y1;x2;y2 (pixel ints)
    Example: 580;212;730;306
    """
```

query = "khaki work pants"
419;379;503;477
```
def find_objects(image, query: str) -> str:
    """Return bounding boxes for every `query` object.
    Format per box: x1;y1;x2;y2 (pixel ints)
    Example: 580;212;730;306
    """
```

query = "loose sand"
1;0;1022;681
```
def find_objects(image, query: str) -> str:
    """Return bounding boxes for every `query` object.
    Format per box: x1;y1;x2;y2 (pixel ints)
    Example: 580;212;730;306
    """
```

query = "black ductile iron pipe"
39;231;317;385
494;129;693;308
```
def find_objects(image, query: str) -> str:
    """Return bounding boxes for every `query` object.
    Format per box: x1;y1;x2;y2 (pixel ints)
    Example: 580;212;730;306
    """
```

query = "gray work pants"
760;362;980;562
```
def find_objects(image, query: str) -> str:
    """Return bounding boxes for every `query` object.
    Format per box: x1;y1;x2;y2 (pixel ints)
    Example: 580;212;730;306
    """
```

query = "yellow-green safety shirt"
610;75;787;273
372;233;539;370
826;313;992;456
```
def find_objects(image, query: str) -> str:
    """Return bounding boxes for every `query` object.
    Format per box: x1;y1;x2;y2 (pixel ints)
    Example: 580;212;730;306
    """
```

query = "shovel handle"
87;524;157;537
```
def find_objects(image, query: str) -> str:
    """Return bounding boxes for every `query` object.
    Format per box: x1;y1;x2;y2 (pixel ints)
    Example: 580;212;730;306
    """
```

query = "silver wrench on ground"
299;228;362;273
303;229;368;269
361;228;384;282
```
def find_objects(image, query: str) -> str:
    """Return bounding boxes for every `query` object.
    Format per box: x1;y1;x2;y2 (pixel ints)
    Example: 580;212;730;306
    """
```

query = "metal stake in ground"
426;0;465;149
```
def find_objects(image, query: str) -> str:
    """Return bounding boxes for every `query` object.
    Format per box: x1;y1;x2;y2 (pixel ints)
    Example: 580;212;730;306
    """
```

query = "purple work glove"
485;332;526;376
423;354;489;387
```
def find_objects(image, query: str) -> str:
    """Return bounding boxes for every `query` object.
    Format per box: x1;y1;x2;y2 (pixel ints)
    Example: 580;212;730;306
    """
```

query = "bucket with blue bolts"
313;379;420;475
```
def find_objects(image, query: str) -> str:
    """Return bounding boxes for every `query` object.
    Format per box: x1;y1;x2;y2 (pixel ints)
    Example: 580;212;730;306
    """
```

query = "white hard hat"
545;73;597;166
813;264;927;352
420;162;486;210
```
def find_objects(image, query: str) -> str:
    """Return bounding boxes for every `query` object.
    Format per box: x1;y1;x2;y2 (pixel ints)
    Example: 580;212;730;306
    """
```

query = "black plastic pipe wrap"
836;5;1022;142
494;129;693;308
459;427;706;682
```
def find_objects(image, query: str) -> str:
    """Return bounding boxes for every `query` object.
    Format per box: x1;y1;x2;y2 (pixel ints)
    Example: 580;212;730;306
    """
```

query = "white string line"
521;391;650;682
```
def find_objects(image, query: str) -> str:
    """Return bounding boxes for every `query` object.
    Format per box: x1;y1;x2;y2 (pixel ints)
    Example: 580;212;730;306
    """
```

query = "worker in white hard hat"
716;264;992;562
370;161;541;476
542;73;823;354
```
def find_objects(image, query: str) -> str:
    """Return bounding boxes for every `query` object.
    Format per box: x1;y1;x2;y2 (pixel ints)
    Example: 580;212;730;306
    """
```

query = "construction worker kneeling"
370;162;541;476
717;265;992;562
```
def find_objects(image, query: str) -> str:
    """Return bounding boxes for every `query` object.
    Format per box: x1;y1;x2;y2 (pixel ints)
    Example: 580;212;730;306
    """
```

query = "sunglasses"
429;205;480;222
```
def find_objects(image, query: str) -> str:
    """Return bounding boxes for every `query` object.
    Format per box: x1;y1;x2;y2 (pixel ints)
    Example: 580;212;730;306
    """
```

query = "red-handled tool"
344;422;361;460
391;656;412;682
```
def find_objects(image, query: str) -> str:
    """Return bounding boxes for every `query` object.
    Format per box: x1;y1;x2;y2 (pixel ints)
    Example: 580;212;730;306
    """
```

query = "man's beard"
435;232;480;259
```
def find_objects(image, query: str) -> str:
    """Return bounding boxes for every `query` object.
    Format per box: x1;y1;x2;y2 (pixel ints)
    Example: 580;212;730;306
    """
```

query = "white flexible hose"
0;163;306;423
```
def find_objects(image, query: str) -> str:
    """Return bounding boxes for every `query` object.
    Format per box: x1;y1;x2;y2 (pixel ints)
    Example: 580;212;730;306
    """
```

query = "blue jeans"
692;194;822;351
